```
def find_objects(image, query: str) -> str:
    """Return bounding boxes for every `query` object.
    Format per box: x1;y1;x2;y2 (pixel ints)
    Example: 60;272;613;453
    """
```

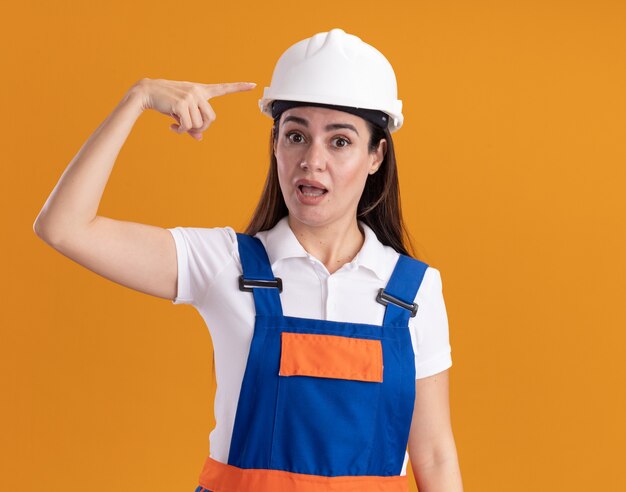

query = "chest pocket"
271;330;384;475
279;332;383;382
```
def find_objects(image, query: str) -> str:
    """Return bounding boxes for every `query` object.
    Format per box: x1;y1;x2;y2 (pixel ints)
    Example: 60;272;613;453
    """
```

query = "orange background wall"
3;1;625;491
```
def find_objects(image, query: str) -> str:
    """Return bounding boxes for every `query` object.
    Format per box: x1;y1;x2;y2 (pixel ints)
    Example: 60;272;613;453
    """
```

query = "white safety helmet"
259;28;404;133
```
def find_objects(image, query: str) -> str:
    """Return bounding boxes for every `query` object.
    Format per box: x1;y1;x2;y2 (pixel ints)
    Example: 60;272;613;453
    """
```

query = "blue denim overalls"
195;233;429;492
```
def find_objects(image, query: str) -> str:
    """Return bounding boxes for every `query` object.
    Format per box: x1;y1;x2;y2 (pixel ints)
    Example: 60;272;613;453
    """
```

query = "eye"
333;136;351;148
285;132;351;148
286;131;304;144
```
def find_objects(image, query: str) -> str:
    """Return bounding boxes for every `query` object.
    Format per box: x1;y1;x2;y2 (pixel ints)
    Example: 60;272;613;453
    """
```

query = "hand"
132;78;256;141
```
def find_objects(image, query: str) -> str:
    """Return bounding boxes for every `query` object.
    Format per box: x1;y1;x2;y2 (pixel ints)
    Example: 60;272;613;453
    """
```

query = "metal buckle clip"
239;275;283;293
376;288;418;317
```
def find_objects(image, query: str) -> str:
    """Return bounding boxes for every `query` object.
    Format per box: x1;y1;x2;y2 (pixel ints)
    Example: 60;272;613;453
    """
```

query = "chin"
286;205;326;227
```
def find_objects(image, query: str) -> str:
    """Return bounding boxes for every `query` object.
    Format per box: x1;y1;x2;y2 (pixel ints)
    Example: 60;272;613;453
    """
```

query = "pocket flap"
279;332;383;383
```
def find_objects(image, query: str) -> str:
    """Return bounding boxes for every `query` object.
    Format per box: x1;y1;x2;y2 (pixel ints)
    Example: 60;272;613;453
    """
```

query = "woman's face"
273;106;386;229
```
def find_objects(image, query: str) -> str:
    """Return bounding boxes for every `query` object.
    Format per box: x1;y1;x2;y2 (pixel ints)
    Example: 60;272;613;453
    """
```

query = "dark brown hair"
244;115;416;258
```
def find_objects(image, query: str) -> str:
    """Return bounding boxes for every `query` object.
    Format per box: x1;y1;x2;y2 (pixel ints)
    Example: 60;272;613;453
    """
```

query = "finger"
188;130;203;141
176;104;193;134
188;103;204;131
197;99;216;132
187;100;215;141
169;112;181;132
205;82;256;99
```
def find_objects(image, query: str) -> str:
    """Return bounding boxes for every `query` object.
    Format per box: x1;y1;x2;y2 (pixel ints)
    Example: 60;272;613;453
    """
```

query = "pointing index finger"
206;82;257;98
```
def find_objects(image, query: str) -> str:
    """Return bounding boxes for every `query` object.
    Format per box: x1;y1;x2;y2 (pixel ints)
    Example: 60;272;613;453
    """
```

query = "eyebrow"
282;115;360;136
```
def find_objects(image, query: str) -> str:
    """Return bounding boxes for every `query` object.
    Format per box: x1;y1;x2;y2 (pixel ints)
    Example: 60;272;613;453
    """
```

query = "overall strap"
379;254;429;327
236;233;283;316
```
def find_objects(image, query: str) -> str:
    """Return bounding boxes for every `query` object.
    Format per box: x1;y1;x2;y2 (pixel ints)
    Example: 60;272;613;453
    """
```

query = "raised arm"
33;78;256;301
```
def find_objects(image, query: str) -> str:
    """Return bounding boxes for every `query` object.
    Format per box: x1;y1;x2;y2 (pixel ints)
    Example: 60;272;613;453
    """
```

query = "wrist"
123;79;149;115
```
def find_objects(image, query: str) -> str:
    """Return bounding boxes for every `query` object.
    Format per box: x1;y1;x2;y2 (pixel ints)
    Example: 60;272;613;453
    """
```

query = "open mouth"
298;184;328;197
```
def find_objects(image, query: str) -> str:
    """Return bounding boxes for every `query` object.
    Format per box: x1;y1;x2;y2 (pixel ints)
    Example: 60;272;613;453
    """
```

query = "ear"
368;138;387;175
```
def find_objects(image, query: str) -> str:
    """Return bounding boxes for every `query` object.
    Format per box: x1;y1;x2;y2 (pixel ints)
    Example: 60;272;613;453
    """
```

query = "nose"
300;139;327;172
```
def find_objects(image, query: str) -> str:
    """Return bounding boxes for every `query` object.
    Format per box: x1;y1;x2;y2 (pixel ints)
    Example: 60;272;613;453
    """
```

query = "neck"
287;214;364;275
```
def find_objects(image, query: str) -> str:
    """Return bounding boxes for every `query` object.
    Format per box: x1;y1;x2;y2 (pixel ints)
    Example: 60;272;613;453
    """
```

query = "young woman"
34;28;463;492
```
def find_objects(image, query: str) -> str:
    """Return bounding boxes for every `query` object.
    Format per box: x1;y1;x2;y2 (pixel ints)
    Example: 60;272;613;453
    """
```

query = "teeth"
300;185;326;197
